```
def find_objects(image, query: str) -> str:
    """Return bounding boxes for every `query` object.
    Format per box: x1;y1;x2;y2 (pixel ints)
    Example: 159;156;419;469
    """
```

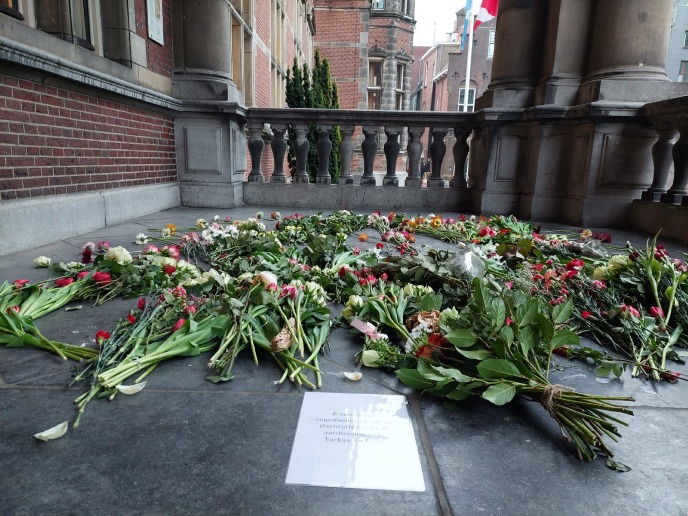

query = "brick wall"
0;75;176;201
134;0;174;79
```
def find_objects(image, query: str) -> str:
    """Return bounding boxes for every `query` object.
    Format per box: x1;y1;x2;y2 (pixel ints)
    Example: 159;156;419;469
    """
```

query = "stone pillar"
428;129;448;188
476;0;547;109
315;126;333;185
578;0;674;103
534;0;594;106
338;126;355;186
642;125;677;201
383;127;401;187
270;124;289;184
172;0;241;102
247;123;265;183
173;0;246;208
360;127;379;187
663;126;688;205
406;127;423;188
293;124;311;184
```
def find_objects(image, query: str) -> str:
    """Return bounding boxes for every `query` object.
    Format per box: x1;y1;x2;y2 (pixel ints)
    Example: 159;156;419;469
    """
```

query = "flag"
474;0;498;30
460;0;472;51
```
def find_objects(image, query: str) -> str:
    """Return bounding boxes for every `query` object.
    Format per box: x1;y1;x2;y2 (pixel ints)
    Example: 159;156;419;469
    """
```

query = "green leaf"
490;298;506;329
605;459;632;473
430;365;473;383
477;358;523;380
516;299;539;327
445;329;477;349
518;325;538;356
456;348;493;360
550;329;580;351
552;297;574;325
482;383;517;406
596;364;612;378
395;368;437;391
206;375;232;383
499;325;514;348
417;360;447;382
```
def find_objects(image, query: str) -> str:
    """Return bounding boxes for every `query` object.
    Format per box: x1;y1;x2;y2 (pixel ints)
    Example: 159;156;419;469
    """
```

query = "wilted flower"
33;256;51;267
161;227;172;238
271;211;282;220
255;271;278;288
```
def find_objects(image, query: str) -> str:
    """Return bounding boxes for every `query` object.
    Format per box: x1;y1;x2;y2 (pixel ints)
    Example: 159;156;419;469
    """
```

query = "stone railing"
642;96;688;206
244;108;476;189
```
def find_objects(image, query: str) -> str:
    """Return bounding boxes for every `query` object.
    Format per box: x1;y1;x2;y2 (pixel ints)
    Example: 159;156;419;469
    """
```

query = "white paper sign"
146;0;164;45
286;392;425;491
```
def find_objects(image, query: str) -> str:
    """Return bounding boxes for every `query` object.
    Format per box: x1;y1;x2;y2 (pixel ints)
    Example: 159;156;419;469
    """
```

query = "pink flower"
92;271;112;285
266;282;278;293
566;259;585;271
505;281;513;290
184;305;197;316
6;306;20;315
532;274;544;281
649;306;665;319
279;285;298;299
353;247;360;255
380;273;389;282
591;280;607;290
621;304;641;319
163;246;180;260
13;279;29;288
54;277;75;288
97;241;111;251
143;244;160;254
82;242;96;251
172;318;186;333
505;316;513;326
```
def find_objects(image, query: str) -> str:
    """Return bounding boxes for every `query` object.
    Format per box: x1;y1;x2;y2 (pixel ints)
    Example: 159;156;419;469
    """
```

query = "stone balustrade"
244;108;475;189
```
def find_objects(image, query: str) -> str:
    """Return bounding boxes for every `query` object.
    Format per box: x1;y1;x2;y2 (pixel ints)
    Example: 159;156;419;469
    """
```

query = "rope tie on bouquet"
540;384;571;415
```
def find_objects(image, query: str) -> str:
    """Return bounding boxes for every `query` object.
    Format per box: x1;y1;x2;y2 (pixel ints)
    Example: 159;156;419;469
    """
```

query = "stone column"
315;126;333;185
172;0;241;102
476;0;547;110
578;0;674;103
270;124;289;184
534;0;594;106
360;127;379;187
642;125;677;201
383;127;401;187
173;0;246;208
406;127;424;188
338;126;355;186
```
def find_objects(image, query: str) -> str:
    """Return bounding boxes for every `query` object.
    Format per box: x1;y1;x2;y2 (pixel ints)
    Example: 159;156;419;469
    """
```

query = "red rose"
77;271;90;280
138;298;146;311
127;314;136;325
566;259;585;270
172;318;186;332
13;279;29;288
54;277;75;288
163;264;177;275
92;271;112;285
649;306;665;319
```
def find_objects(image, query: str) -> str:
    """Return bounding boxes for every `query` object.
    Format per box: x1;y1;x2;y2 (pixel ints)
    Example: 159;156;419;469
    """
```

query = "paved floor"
1;206;687;516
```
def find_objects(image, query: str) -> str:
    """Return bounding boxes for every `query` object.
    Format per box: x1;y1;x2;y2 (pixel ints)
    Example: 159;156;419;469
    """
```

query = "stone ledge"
0;184;180;255
630;200;688;243
243;182;466;212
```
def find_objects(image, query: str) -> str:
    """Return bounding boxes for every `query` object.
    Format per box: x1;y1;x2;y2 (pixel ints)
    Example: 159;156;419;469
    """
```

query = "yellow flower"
358;233;369;242
580;229;593;239
165;223;177;235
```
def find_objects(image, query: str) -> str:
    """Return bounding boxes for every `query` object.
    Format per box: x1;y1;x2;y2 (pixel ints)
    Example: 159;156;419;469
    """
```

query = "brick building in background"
411;8;495;180
314;0;415;177
0;0;316;251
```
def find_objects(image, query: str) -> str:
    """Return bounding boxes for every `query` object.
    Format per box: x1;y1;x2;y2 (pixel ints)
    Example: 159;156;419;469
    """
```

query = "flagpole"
462;4;476;112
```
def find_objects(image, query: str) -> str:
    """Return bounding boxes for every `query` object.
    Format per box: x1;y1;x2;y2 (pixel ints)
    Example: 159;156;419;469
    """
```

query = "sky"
414;0;468;47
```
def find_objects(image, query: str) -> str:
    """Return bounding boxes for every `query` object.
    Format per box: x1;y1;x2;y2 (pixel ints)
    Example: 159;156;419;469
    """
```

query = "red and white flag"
474;0;498;30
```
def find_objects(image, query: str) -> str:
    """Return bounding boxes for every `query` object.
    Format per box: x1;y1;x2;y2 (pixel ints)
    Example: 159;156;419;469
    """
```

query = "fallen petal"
34;421;69;441
115;381;147;395
343;372;363;381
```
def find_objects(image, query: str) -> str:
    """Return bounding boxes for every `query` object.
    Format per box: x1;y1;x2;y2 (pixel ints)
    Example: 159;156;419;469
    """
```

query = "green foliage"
284;50;341;183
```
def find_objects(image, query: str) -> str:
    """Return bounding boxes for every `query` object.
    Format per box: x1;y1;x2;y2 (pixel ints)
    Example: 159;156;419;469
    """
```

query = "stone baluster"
383;126;401;187
270;124;288;184
338;125;355;185
316;125;332;185
428;129;448;188
247;122;265;183
360;126;379;187
641;125;677;201
450;127;472;189
662;125;688;204
406;127;424;188
293;123;310;184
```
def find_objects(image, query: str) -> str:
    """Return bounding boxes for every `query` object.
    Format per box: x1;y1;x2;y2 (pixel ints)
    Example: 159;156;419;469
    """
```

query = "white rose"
105;246;133;264
33;256;51;267
256;271;278;287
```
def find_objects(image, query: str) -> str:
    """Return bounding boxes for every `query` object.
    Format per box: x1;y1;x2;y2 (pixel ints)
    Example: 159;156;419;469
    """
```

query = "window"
684;31;688;48
372;0;385;10
458;88;476;112
401;0;411;16
72;0;92;47
395;63;405;110
368;59;383;109
680;62;688;82
488;30;496;59
423;61;428;87
36;0;93;50
0;0;23;20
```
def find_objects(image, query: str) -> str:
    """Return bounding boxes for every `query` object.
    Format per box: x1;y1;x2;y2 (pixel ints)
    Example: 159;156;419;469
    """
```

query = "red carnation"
138;298;146;311
95;330;110;345
127;314;136;325
163;264;177;275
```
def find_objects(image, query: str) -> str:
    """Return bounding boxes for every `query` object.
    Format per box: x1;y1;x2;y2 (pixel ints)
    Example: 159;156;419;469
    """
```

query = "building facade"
666;0;688;81
0;0;316;252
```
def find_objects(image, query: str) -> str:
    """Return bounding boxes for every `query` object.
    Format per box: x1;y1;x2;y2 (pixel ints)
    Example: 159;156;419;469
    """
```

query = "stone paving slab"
1;206;687;516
